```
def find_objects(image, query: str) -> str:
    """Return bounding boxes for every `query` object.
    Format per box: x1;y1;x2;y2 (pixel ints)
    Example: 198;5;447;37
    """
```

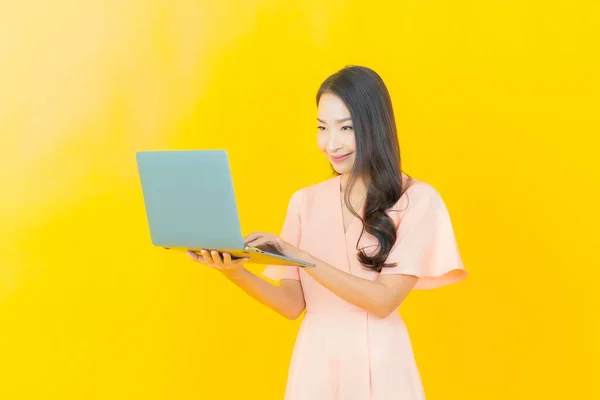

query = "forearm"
304;257;412;318
304;260;388;316
222;268;305;319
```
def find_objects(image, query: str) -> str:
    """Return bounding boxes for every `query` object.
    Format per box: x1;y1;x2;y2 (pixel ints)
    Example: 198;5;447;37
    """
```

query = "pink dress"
263;175;467;400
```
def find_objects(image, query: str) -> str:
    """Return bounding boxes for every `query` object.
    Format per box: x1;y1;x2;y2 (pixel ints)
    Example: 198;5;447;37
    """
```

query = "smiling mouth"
330;153;351;162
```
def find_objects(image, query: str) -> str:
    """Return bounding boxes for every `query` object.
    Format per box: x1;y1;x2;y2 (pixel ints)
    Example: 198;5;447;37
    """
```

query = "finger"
234;257;251;265
210;250;224;267
220;252;248;267
187;250;200;261
199;249;215;266
245;236;273;247
189;250;208;263
243;232;267;245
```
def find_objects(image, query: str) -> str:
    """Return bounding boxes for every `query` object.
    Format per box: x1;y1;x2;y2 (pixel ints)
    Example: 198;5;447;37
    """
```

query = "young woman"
188;65;467;400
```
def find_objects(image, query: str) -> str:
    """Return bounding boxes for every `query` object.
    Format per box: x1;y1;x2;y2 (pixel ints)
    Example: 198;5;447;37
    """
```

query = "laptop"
135;149;315;268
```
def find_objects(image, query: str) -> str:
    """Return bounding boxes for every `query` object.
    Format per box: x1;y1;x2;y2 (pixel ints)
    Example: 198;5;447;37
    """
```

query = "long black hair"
317;65;411;272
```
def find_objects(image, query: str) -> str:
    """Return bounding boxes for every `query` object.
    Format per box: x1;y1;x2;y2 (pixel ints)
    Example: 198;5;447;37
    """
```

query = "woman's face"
317;93;356;175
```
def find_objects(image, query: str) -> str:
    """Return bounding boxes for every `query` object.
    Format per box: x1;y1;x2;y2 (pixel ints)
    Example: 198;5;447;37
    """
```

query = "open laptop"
135;149;315;268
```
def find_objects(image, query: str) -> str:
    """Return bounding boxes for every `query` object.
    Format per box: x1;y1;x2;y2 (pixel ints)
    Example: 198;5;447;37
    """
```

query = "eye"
317;126;326;131
341;125;354;131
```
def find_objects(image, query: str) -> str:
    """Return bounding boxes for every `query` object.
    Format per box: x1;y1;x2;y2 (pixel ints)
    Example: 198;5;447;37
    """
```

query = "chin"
331;164;353;175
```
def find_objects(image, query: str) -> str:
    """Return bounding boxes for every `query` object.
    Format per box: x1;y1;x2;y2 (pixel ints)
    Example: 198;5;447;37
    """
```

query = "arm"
242;235;418;319
295;184;464;316
304;257;418;318
190;189;307;320
187;250;305;320
222;267;306;320
243;183;466;318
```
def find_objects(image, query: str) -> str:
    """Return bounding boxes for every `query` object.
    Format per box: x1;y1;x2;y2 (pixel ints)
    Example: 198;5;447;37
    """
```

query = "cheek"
316;131;328;151
343;131;356;152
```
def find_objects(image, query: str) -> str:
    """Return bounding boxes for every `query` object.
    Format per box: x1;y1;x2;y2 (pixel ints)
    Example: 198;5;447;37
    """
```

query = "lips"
330;153;351;162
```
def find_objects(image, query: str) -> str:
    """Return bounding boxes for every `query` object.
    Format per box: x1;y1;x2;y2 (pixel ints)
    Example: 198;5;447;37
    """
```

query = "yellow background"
1;1;599;399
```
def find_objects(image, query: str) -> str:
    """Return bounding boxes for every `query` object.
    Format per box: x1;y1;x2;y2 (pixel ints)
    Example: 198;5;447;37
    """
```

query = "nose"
326;130;343;153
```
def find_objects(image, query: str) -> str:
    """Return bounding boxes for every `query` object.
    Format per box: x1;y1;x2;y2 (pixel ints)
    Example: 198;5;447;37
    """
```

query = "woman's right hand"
187;249;250;278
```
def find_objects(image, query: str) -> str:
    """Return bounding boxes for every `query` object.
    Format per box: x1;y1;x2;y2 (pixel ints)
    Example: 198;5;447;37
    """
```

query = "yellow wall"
1;1;598;399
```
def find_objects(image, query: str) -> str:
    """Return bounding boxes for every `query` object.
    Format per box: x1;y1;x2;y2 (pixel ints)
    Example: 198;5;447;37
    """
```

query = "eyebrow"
317;117;352;124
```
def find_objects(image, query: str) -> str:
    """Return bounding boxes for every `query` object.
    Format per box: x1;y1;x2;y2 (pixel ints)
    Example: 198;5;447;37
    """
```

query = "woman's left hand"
244;232;311;261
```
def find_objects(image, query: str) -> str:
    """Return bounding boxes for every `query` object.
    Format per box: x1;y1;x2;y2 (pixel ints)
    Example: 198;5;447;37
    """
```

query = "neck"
340;173;367;199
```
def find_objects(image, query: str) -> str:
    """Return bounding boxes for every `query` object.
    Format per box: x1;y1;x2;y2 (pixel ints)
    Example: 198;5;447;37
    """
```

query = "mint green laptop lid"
136;150;246;250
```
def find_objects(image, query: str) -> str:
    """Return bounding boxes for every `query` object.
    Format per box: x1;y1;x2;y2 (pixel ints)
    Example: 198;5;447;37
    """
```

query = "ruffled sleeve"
262;189;303;281
380;182;467;290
